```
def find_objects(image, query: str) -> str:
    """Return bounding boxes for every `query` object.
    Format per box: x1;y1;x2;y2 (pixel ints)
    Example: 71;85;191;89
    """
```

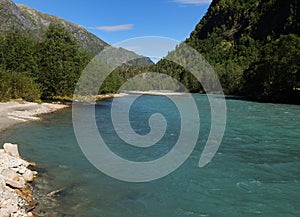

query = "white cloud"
173;0;212;5
89;24;134;32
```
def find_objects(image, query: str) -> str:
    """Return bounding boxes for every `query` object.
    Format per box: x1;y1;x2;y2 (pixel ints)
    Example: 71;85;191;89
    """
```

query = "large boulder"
3;143;20;158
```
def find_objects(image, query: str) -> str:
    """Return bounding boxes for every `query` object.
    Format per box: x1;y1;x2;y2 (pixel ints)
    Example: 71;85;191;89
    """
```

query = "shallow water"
1;94;300;217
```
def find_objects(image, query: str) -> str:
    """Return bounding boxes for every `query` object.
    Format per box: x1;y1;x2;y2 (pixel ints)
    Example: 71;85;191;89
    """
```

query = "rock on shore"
0;143;37;217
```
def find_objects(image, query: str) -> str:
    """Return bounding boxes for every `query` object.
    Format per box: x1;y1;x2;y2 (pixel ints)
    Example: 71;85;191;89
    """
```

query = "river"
1;94;299;217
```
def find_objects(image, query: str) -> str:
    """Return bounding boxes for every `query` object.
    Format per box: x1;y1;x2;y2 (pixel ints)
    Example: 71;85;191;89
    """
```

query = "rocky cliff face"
0;0;107;55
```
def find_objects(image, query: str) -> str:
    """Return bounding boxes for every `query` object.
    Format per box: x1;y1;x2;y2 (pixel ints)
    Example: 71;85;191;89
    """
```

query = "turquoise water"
1;95;300;217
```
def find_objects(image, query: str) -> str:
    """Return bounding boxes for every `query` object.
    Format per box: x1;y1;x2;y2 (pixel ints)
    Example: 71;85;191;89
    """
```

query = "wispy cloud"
89;24;134;32
173;0;212;5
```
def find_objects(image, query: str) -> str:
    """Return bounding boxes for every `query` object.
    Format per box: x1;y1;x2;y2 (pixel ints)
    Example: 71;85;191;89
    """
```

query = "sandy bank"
95;93;129;101
76;91;186;103
0;101;69;134
124;91;187;96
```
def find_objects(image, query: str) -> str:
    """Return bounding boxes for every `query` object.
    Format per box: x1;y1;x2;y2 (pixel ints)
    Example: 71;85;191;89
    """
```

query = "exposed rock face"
0;0;32;31
0;143;37;217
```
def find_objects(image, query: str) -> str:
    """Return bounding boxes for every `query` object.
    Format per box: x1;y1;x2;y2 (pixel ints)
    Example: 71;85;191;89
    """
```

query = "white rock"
2;199;12;207
4;158;28;169
3;143;20;158
18;167;27;175
0;178;6;190
10;168;19;173
4;177;25;189
0;145;36;216
5;201;18;214
2;169;20;181
0;209;9;217
23;170;34;182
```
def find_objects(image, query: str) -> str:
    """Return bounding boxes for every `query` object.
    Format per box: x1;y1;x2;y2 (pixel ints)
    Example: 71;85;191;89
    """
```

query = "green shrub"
0;69;41;102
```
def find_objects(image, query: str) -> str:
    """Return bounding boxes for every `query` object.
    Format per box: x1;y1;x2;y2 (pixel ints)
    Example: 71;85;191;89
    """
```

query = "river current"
1;94;299;217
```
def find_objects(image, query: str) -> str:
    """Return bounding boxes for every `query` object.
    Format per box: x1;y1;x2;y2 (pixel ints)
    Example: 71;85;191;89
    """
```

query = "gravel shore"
0;101;69;134
0;101;69;216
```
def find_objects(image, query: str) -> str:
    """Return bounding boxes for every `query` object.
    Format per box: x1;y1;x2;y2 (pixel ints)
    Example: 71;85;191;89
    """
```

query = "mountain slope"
0;0;153;63
0;0;107;55
0;0;153;101
184;0;300;103
0;0;31;30
188;0;300;42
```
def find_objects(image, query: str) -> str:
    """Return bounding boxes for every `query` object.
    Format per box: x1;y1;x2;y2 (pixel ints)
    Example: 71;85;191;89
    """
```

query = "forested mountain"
0;0;152;101
137;0;299;104
185;0;300;103
189;0;299;41
1;0;299;103
94;0;300;104
0;0;107;55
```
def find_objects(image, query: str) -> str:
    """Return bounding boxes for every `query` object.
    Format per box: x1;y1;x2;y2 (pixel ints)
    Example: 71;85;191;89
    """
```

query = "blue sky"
14;0;210;43
13;0;211;59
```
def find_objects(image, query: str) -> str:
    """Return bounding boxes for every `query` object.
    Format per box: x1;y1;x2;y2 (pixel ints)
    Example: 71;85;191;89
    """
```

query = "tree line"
0;24;90;102
182;0;300;104
108;32;300;105
1;8;299;104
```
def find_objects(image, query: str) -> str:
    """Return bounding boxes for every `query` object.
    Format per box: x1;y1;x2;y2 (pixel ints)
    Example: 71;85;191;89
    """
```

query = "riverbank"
0;143;37;217
123;91;187;96
75;91;186;103
0;101;69;134
96;93;129;101
0;101;68;216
